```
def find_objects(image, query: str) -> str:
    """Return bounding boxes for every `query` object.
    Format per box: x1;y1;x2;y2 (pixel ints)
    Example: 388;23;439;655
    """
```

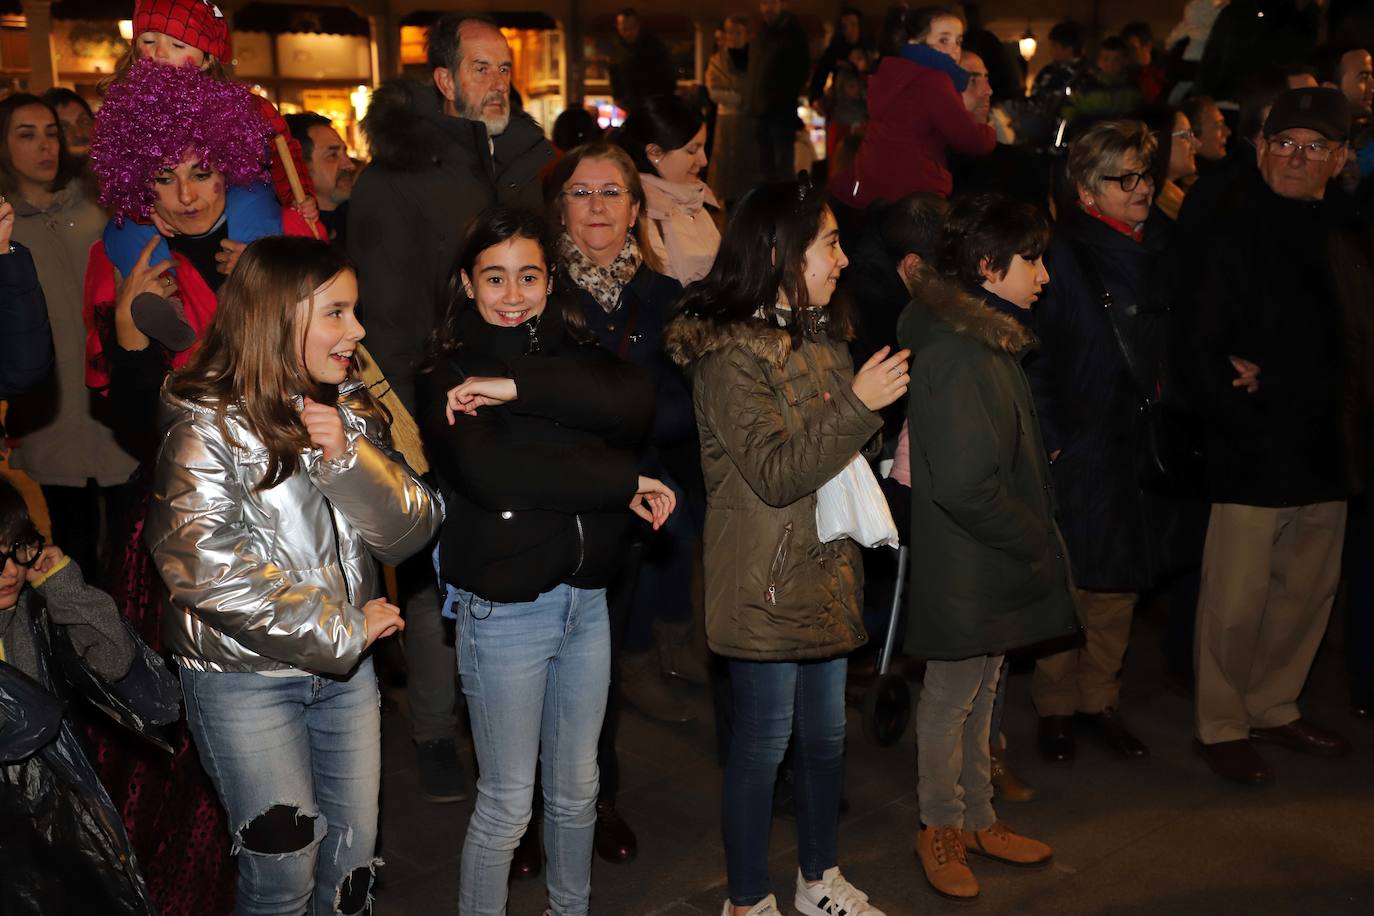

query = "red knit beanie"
132;0;231;64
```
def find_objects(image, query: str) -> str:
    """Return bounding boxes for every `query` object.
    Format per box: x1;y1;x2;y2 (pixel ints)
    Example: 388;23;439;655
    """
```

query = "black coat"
348;78;554;413
609;31;678;114
570;264;700;486
1186;171;1350;507
0;243;53;400
746;12;811;116
420;305;655;603
1030;207;1173;591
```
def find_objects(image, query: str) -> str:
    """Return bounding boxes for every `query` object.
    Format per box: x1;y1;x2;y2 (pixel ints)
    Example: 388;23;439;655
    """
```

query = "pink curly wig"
90;58;270;220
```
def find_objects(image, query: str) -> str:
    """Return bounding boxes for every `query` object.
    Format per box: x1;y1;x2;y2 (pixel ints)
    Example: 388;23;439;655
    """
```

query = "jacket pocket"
765;522;794;605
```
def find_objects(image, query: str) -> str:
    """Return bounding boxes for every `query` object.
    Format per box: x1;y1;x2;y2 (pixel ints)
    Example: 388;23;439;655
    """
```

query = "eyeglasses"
0;532;43;569
1267;136;1343;161
1101;170;1155;192
562;185;630;205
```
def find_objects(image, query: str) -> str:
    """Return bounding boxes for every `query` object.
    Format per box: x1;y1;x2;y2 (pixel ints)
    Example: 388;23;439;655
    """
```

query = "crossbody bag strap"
1067;239;1155;404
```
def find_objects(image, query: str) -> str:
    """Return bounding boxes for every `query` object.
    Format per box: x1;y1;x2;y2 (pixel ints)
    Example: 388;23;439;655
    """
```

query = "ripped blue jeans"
181;657;381;916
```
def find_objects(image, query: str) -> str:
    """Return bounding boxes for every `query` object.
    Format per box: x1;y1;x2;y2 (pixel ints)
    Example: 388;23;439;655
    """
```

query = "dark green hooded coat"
898;279;1078;660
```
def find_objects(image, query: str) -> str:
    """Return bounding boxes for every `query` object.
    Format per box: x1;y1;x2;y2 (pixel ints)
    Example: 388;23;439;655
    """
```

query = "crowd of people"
2;0;1373;914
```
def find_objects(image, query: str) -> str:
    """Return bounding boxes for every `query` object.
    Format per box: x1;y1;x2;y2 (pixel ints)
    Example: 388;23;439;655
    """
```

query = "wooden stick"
274;134;321;241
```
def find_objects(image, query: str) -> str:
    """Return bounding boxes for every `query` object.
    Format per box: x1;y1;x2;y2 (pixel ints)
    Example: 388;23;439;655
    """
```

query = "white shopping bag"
815;454;900;548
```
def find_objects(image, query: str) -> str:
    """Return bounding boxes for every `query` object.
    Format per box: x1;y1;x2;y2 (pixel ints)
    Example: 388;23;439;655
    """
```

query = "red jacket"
828;56;995;205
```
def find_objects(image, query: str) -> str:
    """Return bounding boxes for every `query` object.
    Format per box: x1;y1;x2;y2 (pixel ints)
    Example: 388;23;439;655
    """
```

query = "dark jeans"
754;110;798;181
40;478;138;590
723;657;846;906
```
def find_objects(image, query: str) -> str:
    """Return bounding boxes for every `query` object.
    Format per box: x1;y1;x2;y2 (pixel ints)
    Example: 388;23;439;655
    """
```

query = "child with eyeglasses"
0;474;182;914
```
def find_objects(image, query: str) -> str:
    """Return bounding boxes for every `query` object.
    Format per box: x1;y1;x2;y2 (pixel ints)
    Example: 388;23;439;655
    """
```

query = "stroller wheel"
862;672;910;746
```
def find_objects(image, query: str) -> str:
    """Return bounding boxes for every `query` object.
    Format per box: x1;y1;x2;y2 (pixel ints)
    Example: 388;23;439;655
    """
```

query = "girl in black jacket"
418;207;674;915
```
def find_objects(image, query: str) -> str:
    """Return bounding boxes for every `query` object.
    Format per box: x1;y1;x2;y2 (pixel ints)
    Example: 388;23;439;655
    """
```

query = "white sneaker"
794;867;886;916
720;893;781;915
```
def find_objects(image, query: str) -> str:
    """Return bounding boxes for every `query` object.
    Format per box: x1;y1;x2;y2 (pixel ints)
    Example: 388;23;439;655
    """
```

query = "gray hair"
1066;120;1158;195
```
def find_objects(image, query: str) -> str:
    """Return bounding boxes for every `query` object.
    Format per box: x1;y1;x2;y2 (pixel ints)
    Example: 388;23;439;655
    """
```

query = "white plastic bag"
815;454;900;548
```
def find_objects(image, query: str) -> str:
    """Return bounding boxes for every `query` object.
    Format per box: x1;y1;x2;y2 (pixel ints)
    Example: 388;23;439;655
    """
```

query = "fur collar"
914;277;1034;355
664;314;794;369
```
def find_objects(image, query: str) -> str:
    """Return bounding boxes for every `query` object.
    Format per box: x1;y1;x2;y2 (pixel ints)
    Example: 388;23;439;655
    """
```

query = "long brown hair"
544;140;664;275
169;237;355;490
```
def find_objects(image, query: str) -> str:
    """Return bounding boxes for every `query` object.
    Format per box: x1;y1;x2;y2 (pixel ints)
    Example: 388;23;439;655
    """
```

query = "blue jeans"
180;657;381;916
723;657;847;906
456;584;610;916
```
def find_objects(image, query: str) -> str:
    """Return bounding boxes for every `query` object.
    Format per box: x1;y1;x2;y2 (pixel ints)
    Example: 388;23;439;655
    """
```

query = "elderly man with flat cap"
1186;87;1367;785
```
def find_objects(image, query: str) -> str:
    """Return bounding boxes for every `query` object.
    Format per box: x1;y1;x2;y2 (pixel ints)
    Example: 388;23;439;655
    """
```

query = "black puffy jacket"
420;304;655;603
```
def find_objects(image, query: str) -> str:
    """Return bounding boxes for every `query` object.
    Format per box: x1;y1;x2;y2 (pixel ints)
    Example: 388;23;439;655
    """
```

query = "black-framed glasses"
0;530;43;569
1267;136;1343;161
1101;170;1155;192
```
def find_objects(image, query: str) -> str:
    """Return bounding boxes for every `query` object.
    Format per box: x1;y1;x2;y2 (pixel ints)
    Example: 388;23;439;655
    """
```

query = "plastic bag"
815;454;900;548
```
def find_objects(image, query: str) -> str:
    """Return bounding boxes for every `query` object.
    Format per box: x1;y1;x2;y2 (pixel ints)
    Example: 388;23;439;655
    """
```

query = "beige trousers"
1195;501;1347;744
1032;588;1138;716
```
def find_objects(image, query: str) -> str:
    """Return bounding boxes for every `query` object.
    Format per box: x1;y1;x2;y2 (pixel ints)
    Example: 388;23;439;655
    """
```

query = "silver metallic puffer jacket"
146;380;441;675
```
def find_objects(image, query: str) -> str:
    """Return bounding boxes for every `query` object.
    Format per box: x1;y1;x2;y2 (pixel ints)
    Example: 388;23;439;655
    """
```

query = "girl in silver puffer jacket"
145;237;440;916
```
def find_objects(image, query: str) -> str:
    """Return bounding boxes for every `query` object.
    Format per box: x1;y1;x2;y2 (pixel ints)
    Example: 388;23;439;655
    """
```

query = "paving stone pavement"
374;612;1373;915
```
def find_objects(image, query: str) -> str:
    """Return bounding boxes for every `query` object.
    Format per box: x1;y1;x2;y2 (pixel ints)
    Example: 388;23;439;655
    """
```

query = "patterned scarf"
558;231;643;313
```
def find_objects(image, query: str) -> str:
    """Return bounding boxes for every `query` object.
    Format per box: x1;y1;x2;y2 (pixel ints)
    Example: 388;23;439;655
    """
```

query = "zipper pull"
766;585;777;605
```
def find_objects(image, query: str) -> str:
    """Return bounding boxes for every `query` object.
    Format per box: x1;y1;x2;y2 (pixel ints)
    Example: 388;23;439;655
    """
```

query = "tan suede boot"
961;821;1053;867
990;743;1037;802
917;826;979;900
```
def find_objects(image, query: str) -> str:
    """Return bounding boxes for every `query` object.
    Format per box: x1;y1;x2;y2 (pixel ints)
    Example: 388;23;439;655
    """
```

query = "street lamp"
1019;26;1037;63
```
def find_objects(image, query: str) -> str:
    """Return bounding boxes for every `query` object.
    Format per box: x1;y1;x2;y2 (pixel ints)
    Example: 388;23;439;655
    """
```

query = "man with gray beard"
347;13;552;804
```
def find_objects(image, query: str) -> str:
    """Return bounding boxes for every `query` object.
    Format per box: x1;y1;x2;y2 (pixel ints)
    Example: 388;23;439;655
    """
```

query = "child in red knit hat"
107;0;321;229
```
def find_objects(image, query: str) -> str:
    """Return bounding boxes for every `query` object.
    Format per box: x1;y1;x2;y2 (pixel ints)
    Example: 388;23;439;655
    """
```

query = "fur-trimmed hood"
664;315;793;369
910;276;1035;356
360;77;547;173
360;77;457;171
664;311;855;370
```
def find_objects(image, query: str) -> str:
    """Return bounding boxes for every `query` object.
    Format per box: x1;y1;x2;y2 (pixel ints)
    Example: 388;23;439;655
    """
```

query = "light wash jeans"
916;654;1003;831
723;657;848;906
455;584;610;916
180;657;381;916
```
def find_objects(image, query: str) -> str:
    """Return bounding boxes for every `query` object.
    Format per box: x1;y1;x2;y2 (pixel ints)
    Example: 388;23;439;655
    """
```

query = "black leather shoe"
1196;739;1273;786
593;799;638;863
1250;719;1351;757
1077;707;1150;759
511;820;541;880
1038;715;1075;763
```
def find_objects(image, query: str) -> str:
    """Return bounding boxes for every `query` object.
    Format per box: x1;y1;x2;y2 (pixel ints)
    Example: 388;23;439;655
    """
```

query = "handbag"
816;454;900;548
1069;240;1206;496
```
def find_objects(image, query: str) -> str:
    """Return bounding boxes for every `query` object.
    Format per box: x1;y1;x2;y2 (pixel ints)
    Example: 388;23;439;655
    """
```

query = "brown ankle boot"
961;821;1052;867
917;825;979;900
990;743;1037;802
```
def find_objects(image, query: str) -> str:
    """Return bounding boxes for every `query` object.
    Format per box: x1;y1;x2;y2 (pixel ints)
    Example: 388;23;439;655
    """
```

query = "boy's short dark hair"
1049;20;1084;56
941;194;1052;291
1099;36;1127;55
40;86;93;118
880;192;949;269
1120;22;1153;46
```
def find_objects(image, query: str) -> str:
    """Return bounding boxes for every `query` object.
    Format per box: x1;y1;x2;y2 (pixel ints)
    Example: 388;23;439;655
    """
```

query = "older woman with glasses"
1028;120;1179;767
541;141;704;867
